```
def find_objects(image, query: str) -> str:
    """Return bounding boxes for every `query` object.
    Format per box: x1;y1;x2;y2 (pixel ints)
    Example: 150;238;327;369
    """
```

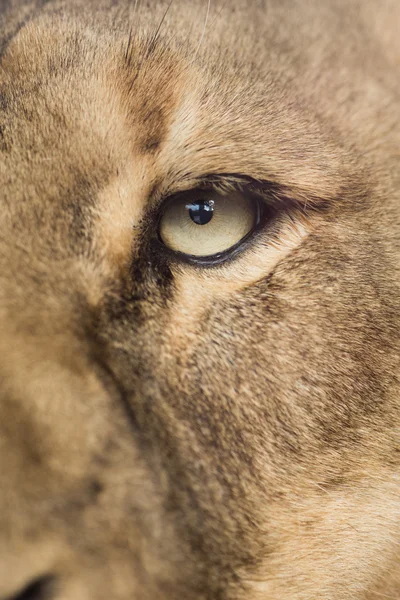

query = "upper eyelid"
187;174;332;216
156;174;313;216
154;179;268;219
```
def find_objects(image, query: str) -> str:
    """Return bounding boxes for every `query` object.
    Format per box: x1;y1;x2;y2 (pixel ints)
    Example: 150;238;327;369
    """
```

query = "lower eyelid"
173;216;311;281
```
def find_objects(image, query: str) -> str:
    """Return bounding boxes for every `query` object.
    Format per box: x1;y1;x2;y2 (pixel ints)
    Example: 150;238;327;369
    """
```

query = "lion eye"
158;190;261;258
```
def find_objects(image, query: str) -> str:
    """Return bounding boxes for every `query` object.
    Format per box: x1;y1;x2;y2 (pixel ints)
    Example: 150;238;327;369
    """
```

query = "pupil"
187;199;215;225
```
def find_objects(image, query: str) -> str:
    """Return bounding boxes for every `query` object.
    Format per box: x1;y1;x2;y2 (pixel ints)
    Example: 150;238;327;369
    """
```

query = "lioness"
0;0;399;598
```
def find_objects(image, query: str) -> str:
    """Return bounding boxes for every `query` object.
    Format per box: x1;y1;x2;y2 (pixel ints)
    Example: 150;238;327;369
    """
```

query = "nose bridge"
0;317;112;467
0;247;114;494
0;228;119;483
0;325;122;590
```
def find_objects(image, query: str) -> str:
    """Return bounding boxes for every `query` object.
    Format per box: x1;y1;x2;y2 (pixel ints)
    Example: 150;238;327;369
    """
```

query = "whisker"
125;28;133;62
124;0;143;65
193;0;211;60
131;0;143;29
207;0;230;35
132;0;140;18
146;0;175;55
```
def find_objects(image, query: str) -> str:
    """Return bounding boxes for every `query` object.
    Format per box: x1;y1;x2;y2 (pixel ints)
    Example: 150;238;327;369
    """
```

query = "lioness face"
0;1;399;599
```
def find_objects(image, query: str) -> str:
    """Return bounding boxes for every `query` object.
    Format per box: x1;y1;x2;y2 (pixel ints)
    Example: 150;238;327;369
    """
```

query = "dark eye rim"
155;188;276;267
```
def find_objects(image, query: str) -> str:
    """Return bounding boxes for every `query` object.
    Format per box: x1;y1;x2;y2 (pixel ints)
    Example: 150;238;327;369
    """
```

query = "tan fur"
0;1;399;598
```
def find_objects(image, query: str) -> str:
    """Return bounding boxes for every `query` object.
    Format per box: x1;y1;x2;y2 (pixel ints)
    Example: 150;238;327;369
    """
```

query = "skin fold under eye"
158;189;262;258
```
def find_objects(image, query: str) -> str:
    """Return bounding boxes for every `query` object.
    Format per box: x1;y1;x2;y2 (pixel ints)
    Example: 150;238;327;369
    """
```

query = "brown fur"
0;1;399;598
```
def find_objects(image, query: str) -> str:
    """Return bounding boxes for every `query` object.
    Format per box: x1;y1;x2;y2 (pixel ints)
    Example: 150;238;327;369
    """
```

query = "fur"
0;1;399;598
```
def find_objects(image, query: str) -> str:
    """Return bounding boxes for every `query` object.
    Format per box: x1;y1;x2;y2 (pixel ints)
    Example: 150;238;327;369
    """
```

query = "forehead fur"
0;0;371;204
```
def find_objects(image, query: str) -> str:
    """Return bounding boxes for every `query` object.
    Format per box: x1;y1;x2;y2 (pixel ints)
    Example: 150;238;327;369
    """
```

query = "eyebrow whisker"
146;0;175;56
193;0;212;60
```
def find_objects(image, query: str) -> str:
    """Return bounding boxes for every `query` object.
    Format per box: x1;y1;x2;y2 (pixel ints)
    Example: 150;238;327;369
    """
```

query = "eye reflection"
187;199;215;225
